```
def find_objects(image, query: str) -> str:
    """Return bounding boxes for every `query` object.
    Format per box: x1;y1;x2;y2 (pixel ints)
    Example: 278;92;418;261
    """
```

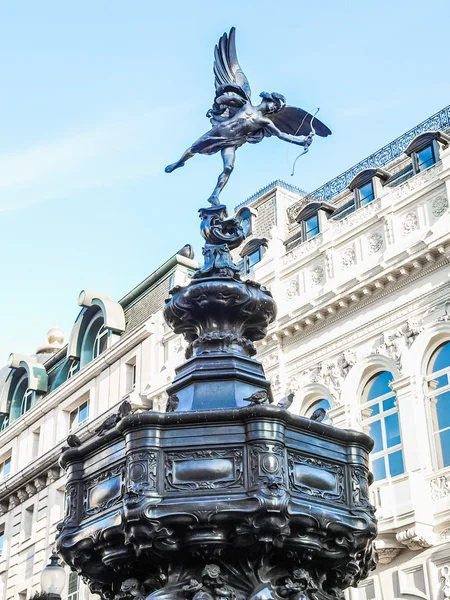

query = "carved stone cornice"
396;524;436;550
274;262;450;376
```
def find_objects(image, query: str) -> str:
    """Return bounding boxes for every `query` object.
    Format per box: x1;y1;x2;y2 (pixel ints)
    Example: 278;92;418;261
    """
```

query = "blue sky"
1;0;449;361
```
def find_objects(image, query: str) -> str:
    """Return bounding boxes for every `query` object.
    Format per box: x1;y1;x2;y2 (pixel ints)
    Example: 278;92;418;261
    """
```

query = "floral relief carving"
432;195;449;218
401;212;418;235
440;565;450;599
367;232;383;255
375;318;423;373
310;266;324;286
430;474;450;501
340;247;356;270
285;277;300;299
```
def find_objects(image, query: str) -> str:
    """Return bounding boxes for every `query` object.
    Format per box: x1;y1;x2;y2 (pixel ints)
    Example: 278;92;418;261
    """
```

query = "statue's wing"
214;27;251;101
268;106;332;137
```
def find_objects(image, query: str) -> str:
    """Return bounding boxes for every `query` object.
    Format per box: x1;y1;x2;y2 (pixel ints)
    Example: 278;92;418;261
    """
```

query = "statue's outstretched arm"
265;121;313;147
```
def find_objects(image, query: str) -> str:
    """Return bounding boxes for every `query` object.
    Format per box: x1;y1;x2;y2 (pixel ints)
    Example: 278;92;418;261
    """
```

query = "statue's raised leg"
165;148;196;173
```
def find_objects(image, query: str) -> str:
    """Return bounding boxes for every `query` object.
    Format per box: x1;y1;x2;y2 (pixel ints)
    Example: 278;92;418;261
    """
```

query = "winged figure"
165;27;331;205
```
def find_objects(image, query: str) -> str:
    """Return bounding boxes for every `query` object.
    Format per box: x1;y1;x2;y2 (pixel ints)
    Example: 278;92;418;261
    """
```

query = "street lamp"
40;550;66;599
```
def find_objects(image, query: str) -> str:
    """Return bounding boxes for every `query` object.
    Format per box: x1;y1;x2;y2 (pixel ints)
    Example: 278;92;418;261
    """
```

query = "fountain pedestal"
57;205;377;600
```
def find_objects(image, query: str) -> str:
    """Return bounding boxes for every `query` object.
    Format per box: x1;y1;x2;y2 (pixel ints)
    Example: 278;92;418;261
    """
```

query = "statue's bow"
291;108;320;177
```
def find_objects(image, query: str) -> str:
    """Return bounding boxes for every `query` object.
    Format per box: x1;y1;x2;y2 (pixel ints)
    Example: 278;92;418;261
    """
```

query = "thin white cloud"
0;105;184;211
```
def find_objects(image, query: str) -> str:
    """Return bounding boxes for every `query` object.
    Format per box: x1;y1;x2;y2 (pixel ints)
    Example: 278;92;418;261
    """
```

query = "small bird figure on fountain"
165;27;331;206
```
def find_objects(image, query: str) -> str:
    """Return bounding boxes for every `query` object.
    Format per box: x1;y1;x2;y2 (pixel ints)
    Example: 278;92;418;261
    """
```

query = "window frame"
426;341;450;470
69;400;90;432
243;246;265;274
0;456;11;481
301;214;320;241
413;143;437;173
355;179;375;209
361;371;404;482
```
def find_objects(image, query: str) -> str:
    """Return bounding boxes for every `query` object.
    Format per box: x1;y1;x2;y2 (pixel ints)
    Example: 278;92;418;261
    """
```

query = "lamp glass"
40;564;66;595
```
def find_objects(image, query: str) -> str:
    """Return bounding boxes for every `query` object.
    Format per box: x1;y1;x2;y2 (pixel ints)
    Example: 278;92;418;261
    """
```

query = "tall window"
428;341;450;468
67;571;80;600
0;525;4;556
305;398;331;424
361;371;404;481
69;401;89;431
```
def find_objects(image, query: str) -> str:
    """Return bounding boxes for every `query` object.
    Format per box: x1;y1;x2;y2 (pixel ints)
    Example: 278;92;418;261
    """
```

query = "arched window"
80;314;109;367
361;371;404;481
9;374;30;422
305;398;331;424
428;341;450;468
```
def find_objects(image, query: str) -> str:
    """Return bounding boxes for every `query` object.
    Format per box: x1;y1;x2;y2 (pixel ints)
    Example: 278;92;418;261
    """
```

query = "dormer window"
406;130;450;175
416;144;436;172
240;238;268;275
357;180;375;207
303;214;320;239
348;168;390;210
294;201;334;246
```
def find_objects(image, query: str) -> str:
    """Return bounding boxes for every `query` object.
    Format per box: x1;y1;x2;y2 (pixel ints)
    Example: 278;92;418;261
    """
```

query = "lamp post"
40;551;66;600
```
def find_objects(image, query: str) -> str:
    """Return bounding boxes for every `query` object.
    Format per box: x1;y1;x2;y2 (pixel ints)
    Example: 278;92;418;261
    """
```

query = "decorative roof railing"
287;104;450;222
235;179;307;211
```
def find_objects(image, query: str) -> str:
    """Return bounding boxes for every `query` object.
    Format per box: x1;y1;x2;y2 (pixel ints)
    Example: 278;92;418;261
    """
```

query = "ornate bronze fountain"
57;27;376;600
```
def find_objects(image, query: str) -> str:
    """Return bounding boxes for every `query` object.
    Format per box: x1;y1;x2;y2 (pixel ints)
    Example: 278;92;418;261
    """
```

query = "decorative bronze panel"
351;466;372;510
164;448;244;491
83;464;124;517
127;451;157;494
249;442;286;495
288;452;345;503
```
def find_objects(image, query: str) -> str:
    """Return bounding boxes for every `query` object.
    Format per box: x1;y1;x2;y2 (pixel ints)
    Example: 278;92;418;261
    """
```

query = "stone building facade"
1;105;450;599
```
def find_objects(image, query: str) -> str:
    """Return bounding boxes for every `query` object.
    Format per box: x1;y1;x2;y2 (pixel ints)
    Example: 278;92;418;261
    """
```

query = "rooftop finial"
36;326;65;354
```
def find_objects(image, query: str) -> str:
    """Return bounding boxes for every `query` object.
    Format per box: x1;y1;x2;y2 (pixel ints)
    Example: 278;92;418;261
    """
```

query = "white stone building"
1;104;450;600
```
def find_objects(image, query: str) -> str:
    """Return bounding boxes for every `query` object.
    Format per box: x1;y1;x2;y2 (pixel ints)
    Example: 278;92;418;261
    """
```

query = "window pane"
417;145;435;171
3;458;11;478
372;456;386;481
359;181;374;206
388;450;404;477
382;397;396;411
78;402;89;424
366;371;393;401
385;413;401;448
436;428;450;468
247;248;262;269
367;403;380;417
431;341;450;374
435;391;450;431
69;409;77;429
368;419;383;453
0;529;3;555
305;215;319;239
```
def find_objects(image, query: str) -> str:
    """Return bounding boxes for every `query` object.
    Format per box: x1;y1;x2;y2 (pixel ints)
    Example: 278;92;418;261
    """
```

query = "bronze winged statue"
165;27;332;206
